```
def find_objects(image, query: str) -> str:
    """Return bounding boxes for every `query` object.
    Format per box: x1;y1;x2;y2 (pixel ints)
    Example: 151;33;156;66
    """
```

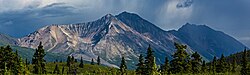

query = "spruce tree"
216;54;226;73
211;56;217;74
191;52;202;73
144;45;158;75
68;56;77;74
53;64;60;74
136;54;145;75
201;60;206;73
185;58;192;73
71;56;75;62
160;56;170;75
241;48;249;75
12;51;24;75
74;59;77;63
62;66;65;74
4;45;16;71
97;56;101;65
170;43;189;74
91;58;95;65
119;56;127;75
25;58;29;66
231;55;237;73
0;46;25;74
0;47;3;73
67;56;71;67
32;42;46;74
79;56;84;68
3;62;9;75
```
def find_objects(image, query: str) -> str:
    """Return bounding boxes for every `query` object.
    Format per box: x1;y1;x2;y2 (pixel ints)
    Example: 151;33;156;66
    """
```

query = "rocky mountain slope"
0;33;17;45
169;23;246;60
16;11;247;68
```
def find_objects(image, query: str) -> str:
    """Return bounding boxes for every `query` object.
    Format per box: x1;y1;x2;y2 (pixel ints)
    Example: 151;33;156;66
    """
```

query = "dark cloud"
0;3;77;37
0;0;250;47
37;3;76;17
176;0;194;8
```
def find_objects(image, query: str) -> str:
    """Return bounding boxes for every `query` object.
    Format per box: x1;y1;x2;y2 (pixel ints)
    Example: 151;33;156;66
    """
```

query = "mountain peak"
100;14;116;20
179;23;212;31
104;14;114;18
116;11;140;19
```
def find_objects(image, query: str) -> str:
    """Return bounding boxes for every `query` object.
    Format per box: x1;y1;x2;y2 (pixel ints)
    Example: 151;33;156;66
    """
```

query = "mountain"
0;33;17;45
17;11;247;69
169;23;247;60
0;33;67;63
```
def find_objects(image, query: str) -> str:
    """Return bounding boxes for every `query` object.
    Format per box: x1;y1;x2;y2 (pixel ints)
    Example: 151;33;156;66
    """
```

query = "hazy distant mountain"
0;33;17;45
16;11;247;68
169;23;246;60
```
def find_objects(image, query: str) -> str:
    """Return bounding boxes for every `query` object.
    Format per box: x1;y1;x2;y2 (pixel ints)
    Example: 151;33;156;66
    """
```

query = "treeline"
226;49;250;64
132;43;250;75
0;45;29;74
0;42;250;75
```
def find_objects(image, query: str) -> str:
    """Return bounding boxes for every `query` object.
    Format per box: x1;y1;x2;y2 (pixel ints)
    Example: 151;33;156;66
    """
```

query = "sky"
0;0;250;47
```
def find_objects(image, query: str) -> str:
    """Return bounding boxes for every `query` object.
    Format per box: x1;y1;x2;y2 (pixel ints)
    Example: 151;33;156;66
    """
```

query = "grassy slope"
27;62;136;75
25;62;242;75
11;46;67;62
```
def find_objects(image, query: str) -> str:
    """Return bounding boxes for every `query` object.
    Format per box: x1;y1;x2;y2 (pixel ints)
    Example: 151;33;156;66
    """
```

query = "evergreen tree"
91;58;95;65
25;58;29;66
55;59;58;63
0;45;29;74
191;52;202;73
97;56;101;65
241;48;249;75
119;56;127;75
74;59;77;63
79;56;84;68
136;54;145;75
216;54;227;73
0;46;26;74
12;51;24;75
67;56;71;67
3;46;15;71
231;55;237;73
201;60;206;73
62;66;65;74
3;62;9;75
160;56;170;75
144;45;158;75
211;56;217;74
185;59;192;73
68;56;77;74
0;47;3;73
53;64;60;74
226;63;231;72
71;56;75;62
32;42;46;74
170;43;189;74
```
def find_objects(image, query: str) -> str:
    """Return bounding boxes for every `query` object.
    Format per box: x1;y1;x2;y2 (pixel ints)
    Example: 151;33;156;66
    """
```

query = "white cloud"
156;0;193;30
0;0;40;12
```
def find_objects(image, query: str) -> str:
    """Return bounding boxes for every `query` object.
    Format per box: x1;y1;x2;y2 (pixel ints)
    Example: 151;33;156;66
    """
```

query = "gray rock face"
17;12;247;68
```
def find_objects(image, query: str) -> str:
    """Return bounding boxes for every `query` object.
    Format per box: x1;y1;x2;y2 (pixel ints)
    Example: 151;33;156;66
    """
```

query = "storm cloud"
0;0;250;47
176;0;193;8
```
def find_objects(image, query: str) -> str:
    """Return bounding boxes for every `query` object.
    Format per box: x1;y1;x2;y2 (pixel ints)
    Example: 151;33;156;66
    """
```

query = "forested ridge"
0;42;249;75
